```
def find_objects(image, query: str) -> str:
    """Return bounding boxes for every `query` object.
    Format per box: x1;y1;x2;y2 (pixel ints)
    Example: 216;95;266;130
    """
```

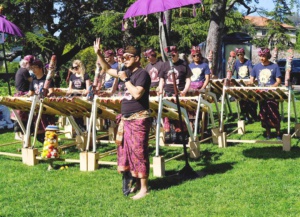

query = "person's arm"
272;77;281;87
27;90;34;96
27;81;34;96
248;65;256;85
181;77;191;96
201;74;210;90
157;78;165;95
108;78;119;96
249;76;255;85
85;79;91;94
93;38;118;78
248;61;253;75
48;87;54;96
67;80;73;94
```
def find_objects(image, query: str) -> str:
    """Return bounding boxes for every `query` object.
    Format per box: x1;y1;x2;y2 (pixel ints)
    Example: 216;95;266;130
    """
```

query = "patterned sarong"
259;99;280;129
116;110;151;178
163;92;187;133
239;100;258;120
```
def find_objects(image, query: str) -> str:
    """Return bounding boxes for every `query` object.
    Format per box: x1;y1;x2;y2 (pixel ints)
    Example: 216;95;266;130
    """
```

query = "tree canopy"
0;0;298;77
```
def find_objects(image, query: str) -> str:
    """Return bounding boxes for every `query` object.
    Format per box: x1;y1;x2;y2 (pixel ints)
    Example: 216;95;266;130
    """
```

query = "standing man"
158;46;192;143
12;55;34;139
109;48;126;96
101;49;118;90
249;48;282;140
15;55;34;94
94;38;151;200
144;48;164;89
188;46;211;137
233;48;253;79
233;48;257;122
27;59;56;143
189;46;210;90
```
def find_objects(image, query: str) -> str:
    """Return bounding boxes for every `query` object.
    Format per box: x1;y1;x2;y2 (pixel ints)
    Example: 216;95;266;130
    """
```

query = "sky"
239;0;275;16
239;0;298;17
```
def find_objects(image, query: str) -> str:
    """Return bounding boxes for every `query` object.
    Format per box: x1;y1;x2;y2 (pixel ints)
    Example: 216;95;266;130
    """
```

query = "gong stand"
166;51;198;179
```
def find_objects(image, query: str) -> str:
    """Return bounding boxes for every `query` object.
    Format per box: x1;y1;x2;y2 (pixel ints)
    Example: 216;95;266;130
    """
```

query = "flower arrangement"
41;125;61;159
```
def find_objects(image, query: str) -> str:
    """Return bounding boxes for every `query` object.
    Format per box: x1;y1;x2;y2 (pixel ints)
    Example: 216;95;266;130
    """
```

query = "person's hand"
99;69;105;76
118;71;127;81
180;90;187;96
93;38;101;54
83;89;89;96
247;80;253;86
211;74;218;79
66;89;73;95
156;86;163;95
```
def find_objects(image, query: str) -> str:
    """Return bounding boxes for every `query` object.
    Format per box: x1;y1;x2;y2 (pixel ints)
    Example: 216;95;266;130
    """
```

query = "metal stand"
2;43;12;95
167;57;198;179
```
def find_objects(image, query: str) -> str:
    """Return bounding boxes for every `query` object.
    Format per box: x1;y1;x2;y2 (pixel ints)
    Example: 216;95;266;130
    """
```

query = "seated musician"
233;48;258;122
106;48;127;97
67;60;91;96
98;49;118;91
188;46;211;135
249;48;282;140
157;46;192;143
144;48;164;90
189;46;210;90
27;59;56;143
67;60;91;131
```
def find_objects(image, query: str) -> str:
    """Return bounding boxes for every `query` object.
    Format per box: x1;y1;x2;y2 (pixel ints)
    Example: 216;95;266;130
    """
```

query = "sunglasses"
123;55;135;61
72;66;79;70
171;54;176;57
145;54;155;58
237;54;244;56
192;54;201;57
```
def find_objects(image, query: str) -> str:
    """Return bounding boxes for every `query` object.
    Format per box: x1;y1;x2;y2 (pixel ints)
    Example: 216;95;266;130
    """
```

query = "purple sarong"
117;118;151;178
190;81;204;90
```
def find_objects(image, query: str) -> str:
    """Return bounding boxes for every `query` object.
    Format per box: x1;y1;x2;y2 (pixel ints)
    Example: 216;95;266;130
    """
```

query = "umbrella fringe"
122;20;125;31
193;5;196;17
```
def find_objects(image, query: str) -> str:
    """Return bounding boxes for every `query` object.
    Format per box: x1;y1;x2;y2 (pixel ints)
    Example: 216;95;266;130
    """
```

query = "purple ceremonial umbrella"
124;0;201;19
0;8;25;95
0;15;24;37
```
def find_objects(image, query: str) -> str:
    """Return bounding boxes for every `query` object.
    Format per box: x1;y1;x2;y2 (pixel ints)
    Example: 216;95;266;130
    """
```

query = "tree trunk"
206;1;227;78
159;11;171;62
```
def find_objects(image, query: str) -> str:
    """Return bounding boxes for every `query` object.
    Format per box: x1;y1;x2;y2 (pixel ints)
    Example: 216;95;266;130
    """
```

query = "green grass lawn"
0;92;300;217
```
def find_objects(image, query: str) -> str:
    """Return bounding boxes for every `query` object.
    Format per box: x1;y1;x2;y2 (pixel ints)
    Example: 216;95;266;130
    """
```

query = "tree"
205;0;297;78
0;0;132;70
206;0;259;78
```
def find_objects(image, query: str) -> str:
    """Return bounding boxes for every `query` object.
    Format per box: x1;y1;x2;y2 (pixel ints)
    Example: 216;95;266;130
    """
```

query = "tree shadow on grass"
149;162;235;191
149;149;235;191
243;146;300;159
0;128;14;135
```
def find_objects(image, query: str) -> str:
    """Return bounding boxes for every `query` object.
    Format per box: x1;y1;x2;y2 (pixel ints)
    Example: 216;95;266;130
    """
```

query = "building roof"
244;16;296;30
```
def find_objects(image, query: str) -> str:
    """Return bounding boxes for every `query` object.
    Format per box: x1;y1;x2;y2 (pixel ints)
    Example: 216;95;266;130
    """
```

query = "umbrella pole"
168;58;198;180
2;43;12;95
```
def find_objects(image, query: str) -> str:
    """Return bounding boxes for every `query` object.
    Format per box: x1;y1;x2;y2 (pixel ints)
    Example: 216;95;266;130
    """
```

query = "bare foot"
130;190;149;200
